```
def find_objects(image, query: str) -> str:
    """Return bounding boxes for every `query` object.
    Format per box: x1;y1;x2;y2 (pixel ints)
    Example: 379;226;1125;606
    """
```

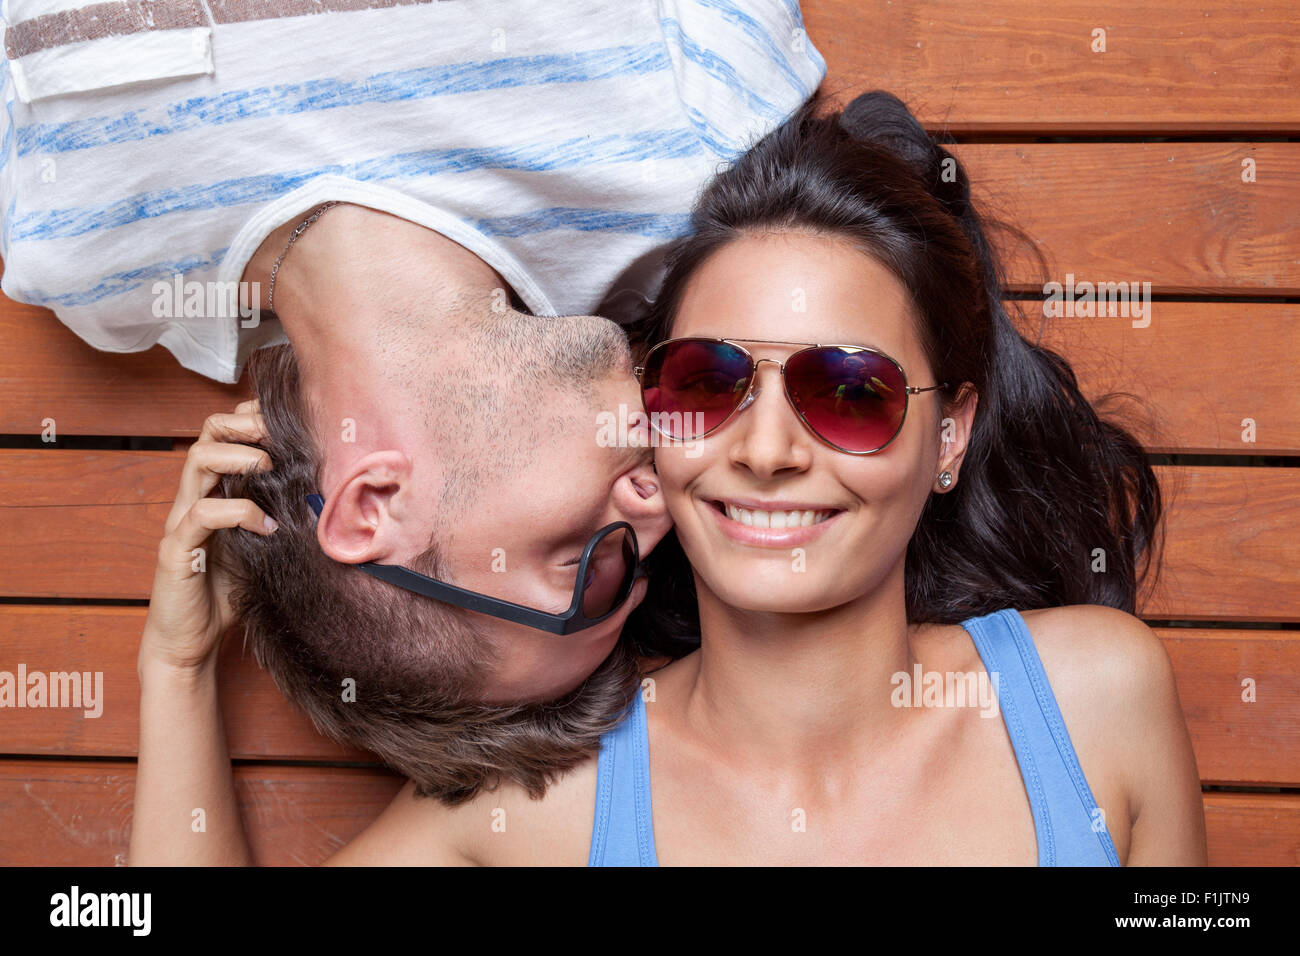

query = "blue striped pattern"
659;16;782;125
0;0;825;365
10;131;704;242
15;248;229;308
681;103;745;157
14;44;671;157
2;197;13;262
692;0;808;98
15;205;694;307
473;207;693;241
0;59;13;185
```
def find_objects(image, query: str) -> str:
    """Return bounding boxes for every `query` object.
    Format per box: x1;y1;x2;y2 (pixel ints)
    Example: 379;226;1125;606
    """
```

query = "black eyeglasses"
305;495;644;635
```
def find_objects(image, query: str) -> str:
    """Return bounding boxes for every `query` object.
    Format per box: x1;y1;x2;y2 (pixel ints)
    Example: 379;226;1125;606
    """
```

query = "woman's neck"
669;558;925;774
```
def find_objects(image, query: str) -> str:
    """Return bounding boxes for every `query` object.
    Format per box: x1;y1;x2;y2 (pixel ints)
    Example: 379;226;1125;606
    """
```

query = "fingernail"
264;515;278;533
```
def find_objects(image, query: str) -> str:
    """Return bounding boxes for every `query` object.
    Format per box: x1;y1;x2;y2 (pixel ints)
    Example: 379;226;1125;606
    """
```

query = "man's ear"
316;450;413;564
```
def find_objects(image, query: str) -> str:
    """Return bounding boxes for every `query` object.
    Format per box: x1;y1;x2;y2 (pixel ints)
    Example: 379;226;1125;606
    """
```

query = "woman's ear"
316;450;413;564
936;384;979;491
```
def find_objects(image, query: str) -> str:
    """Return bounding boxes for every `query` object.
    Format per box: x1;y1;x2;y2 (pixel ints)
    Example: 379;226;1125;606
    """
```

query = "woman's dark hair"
622;91;1163;648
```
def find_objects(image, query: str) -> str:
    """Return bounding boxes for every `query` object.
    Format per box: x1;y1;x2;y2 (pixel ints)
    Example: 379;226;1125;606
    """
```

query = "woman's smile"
699;493;846;547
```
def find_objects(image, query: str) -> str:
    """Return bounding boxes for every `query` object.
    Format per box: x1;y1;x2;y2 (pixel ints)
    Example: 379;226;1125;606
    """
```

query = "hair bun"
839;90;970;217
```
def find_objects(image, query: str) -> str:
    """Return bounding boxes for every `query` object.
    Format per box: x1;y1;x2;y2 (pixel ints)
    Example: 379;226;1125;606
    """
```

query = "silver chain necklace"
266;201;343;314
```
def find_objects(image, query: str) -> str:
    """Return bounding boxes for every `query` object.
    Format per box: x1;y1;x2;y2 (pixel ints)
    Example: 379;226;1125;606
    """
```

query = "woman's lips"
702;498;843;548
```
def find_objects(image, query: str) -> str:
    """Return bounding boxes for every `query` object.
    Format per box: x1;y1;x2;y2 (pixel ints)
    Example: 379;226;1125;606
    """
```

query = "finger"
197;411;267;446
166;442;273;534
160;497;277;569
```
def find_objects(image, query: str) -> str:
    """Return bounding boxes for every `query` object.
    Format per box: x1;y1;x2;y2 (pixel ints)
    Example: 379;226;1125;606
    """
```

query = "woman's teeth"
723;504;834;528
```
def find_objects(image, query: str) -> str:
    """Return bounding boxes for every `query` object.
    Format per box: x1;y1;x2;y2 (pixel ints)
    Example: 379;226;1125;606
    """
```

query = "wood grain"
0;298;249;437
1141;466;1300;622
0;605;374;762
0;760;1290;865
3;453;1295;620
1155;628;1300;787
1009;301;1300;455
952;143;1300;295
2;607;1294;788
806;0;1300;133
0;761;403;866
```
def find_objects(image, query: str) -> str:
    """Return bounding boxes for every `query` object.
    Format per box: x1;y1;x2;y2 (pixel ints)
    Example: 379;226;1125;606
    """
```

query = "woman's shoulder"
1016;605;1189;856
951;604;1171;700
1014;605;1181;752
1017;604;1206;864
324;755;603;866
1016;604;1174;696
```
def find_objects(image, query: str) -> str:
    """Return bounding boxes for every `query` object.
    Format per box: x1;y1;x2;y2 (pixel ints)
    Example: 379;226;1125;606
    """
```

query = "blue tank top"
588;607;1122;866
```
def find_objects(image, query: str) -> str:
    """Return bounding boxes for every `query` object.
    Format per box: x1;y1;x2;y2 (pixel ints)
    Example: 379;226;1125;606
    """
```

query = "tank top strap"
588;690;658;866
960;607;1121;866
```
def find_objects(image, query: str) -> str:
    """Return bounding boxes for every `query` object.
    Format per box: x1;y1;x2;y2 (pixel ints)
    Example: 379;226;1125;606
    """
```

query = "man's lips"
702;496;845;547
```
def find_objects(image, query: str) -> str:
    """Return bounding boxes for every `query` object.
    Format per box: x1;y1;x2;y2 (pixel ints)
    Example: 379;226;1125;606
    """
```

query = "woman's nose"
727;362;813;476
733;358;781;414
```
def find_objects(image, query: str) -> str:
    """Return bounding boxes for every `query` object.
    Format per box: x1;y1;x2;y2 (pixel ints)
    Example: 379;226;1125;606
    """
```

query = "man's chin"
479;625;622;705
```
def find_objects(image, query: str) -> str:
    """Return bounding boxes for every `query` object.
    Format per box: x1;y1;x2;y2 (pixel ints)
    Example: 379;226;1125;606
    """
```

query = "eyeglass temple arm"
304;494;570;633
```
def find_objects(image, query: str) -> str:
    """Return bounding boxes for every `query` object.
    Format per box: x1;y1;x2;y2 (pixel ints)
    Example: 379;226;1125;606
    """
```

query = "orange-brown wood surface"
0;450;182;599
2;606;1295;789
0;606;372;762
4;299;1298;451
4;453;1296;620
0;761;404;867
0;299;250;437
1141;466;1300;622
1154;628;1300;788
1012;302;1300;455
807;0;1300;133
952;143;1300;295
0;760;1291;866
1203;792;1300;867
0;0;1294;868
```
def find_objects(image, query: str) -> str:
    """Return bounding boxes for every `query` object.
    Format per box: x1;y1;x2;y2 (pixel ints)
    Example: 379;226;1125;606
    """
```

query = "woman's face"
655;230;973;614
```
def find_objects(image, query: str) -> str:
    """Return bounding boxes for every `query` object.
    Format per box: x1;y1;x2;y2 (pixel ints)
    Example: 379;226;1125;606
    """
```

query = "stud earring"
937;471;953;489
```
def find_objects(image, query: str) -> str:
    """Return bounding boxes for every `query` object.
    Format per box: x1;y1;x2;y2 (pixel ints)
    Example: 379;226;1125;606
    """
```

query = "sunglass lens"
785;347;908;452
580;527;638;620
641;340;751;440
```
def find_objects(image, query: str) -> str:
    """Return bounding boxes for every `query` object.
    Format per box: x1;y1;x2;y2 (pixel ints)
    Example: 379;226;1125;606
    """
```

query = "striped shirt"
0;0;826;382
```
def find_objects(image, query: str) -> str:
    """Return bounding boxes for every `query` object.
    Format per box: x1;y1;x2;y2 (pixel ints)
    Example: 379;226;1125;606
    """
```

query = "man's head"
221;205;673;803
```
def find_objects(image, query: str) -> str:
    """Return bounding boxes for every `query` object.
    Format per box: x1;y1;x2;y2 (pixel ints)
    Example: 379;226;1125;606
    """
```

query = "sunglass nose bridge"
735;385;759;413
737;356;784;414
737;356;777;412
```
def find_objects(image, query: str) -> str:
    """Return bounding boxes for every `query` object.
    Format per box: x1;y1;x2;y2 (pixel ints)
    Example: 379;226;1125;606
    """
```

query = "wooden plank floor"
0;0;1296;866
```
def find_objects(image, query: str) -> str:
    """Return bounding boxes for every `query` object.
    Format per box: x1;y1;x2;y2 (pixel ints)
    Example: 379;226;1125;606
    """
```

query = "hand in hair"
139;400;277;674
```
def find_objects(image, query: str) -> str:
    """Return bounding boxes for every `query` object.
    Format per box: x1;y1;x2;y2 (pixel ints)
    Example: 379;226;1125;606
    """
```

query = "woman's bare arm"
129;404;275;866
1114;617;1209;865
133;651;251;865
1032;604;1208;866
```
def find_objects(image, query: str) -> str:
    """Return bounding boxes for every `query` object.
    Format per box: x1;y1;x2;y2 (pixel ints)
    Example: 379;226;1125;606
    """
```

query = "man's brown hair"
218;344;640;805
